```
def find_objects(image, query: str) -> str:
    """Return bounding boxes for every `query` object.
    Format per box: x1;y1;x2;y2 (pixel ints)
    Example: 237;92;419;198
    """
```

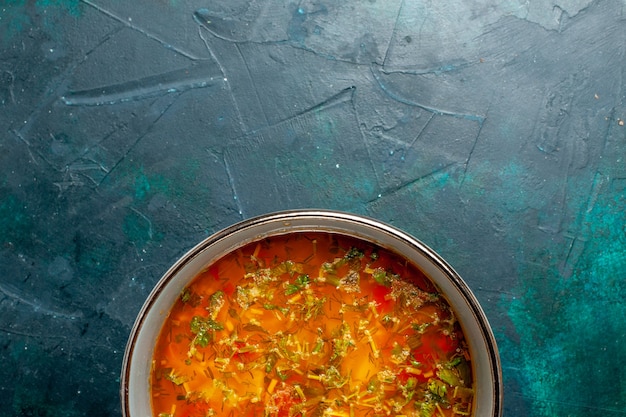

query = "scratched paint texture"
1;0;625;416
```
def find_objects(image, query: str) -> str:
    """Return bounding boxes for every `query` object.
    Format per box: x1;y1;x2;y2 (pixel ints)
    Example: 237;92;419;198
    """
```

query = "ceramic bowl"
121;209;502;417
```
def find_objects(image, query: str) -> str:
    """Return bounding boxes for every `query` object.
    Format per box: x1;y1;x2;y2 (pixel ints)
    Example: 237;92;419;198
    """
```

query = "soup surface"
151;232;474;417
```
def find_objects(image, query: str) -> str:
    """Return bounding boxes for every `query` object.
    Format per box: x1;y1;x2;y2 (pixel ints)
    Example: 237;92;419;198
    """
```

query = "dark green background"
1;0;625;416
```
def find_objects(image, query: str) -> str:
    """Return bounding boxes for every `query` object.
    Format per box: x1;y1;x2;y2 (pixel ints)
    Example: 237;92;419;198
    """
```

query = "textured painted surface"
1;0;625;416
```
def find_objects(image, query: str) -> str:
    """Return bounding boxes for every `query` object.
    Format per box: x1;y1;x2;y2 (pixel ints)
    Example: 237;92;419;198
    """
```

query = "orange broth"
151;232;474;417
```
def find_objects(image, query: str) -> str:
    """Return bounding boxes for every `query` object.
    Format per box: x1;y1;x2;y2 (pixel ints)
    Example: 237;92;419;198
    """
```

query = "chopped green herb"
180;288;191;303
311;336;325;355
454;357;472;386
319;365;348;389
262;303;290;315
330;322;355;362
345;247;364;260
400;377;418;404
272;260;300;277
366;375;381;393
164;370;188;385
301;294;327;321
285;274;311;295
209;290;224;308
180;287;201;307
418;400;436;417
381;314;395;328
437;368;461;387
265;352;278;373
412;322;431;334
428;379;448;399
371;267;392;286
190;315;224;333
447;356;462;368
276;367;289;381
189;315;224;353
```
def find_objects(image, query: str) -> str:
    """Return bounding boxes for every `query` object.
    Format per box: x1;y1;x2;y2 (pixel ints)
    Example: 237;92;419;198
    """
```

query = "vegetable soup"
151;232;474;417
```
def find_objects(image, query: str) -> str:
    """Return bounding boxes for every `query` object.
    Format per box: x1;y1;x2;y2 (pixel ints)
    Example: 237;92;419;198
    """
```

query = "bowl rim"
121;209;503;417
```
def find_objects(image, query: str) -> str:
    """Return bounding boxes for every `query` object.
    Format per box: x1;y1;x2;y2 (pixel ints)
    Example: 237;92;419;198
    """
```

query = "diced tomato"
268;386;301;417
396;368;411;384
209;264;220;280
372;284;392;313
407;330;458;383
437;334;458;353
222;281;235;297
176;401;210;417
422;330;458;355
